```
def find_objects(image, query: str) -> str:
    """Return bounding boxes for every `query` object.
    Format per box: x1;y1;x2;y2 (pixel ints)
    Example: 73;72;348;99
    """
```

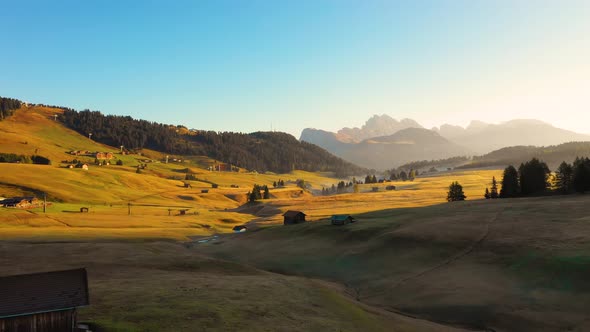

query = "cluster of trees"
389;169;417;181
60;109;365;175
0;153;51;165
321;181;354;195
247;184;270;202
272;179;285;188
484;157;590;199
364;174;378;184
485;159;551;198
0;97;23;121
555;157;590;194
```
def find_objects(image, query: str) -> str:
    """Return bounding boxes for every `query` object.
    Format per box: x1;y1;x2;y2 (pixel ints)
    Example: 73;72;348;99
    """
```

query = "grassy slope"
0;241;463;332
200;195;590;332
0;107;349;240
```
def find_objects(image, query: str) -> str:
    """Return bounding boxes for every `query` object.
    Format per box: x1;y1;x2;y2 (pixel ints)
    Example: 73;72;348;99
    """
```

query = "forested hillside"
60;109;365;175
0;96;23;120
459;142;590;170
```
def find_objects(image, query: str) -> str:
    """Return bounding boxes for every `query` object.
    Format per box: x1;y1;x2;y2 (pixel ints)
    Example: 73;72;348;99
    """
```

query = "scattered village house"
0;268;89;332
95;152;114;160
331;214;357;225
283;210;306;225
0;196;40;209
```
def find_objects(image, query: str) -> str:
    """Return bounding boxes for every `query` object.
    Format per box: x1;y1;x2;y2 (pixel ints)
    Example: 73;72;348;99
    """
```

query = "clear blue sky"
1;0;589;136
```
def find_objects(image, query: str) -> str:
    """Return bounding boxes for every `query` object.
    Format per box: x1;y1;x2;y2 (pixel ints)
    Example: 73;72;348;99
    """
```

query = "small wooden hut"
0;268;89;332
331;214;357;225
283;210;306;225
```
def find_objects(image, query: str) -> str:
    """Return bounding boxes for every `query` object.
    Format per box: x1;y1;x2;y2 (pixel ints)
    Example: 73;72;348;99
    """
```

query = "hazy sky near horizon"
1;1;589;137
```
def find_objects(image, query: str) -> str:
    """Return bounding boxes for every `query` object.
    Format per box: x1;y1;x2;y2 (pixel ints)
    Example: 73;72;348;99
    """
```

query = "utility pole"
128;202;131;215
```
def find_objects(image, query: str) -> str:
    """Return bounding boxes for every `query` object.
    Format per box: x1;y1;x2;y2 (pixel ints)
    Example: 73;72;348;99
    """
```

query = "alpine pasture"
6;106;590;331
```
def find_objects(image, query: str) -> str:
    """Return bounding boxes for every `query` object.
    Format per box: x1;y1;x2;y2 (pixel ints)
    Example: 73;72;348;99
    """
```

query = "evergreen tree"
555;161;573;194
399;171;408;181
484;188;490;199
573;157;590;193
500;165;520;198
296;179;306;189
447;181;466;202
273;181;277;188
263;185;270;199
518;158;550;196
490;176;499;199
409;169;416;181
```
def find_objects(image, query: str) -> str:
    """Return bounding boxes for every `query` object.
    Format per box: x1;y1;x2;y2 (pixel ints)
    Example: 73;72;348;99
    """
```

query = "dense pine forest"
0;96;23;120
59;109;365;176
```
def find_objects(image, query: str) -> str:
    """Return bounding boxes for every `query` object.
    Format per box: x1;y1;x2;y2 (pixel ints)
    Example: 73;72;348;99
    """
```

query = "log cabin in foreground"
0;268;89;332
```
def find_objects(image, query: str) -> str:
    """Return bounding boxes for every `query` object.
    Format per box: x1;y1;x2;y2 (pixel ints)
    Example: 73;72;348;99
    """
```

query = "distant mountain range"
300;115;590;170
433;119;590;154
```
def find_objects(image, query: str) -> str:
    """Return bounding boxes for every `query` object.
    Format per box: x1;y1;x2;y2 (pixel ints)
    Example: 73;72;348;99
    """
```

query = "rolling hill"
200;194;590;332
59;108;365;176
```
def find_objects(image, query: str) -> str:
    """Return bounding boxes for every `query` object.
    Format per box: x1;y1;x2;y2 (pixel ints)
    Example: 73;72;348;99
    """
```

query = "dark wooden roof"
283;210;305;218
331;214;353;221
0;196;35;205
0;268;89;318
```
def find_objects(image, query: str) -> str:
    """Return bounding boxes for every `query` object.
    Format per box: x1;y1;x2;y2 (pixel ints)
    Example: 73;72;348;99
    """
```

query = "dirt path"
362;207;504;300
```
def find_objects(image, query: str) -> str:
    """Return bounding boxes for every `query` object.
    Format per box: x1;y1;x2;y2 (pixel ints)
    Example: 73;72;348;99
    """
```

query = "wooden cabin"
0;268;89;332
331;214;357;225
283;210;306;225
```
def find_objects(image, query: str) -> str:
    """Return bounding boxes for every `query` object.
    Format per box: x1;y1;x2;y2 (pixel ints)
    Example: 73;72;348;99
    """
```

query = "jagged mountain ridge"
301;116;590;170
301;127;469;170
335;114;423;143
